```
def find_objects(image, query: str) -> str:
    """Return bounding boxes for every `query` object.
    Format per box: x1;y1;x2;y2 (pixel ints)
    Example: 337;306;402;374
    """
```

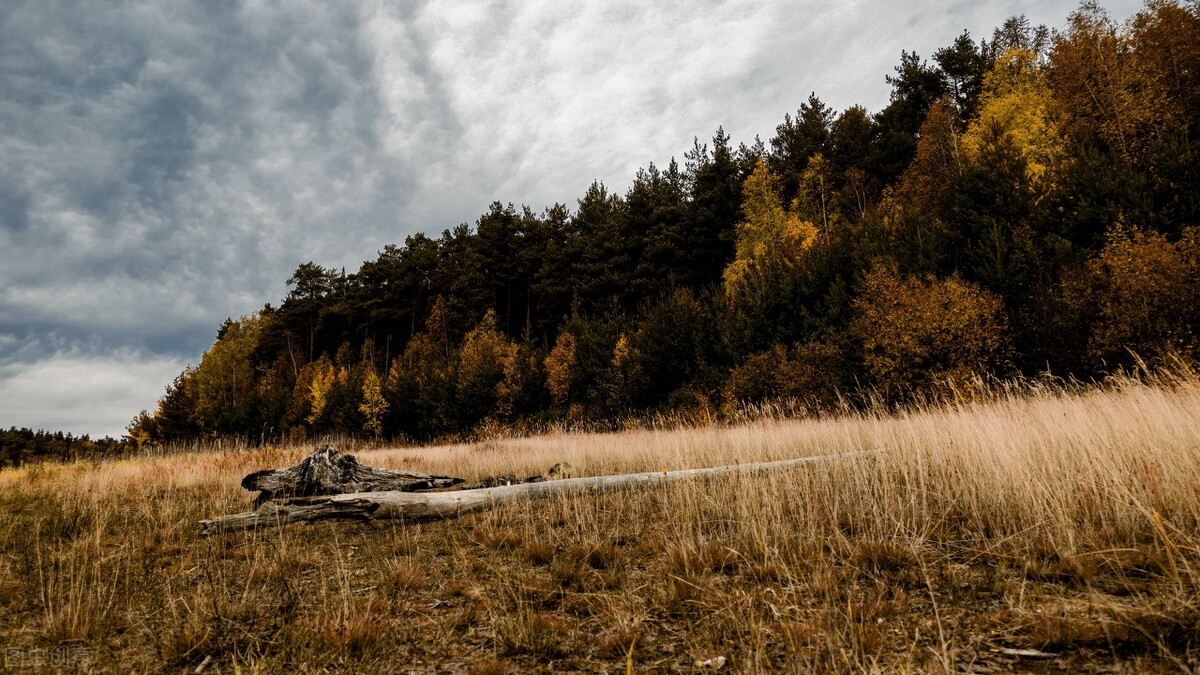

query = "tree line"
128;2;1200;447
1;427;127;467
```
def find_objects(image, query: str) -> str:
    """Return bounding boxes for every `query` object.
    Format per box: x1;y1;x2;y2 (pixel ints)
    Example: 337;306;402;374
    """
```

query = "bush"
853;265;1008;394
722;341;848;415
1087;226;1200;367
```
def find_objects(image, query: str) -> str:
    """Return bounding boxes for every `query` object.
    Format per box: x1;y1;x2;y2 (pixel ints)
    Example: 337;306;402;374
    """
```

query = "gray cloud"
0;0;1145;437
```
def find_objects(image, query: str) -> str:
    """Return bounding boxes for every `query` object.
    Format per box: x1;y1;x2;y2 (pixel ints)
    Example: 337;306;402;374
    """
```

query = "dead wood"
201;450;874;536
240;445;462;507
459;462;574;490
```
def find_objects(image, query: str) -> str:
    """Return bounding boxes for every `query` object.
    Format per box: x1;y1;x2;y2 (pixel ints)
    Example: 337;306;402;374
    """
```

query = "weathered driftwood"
201;451;873;536
240;446;462;507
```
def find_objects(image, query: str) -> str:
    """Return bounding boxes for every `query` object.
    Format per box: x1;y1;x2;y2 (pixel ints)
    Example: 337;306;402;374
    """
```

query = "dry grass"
2;372;1200;672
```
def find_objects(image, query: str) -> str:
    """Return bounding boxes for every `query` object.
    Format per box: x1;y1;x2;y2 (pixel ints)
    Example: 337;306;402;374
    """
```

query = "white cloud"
0;348;188;438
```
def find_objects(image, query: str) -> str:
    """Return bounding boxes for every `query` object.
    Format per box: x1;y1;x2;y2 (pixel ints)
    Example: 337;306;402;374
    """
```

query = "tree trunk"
240;446;462;508
201;450;873;536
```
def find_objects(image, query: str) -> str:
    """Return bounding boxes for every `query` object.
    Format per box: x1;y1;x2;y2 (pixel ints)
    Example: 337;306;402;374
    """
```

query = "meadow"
2;371;1199;672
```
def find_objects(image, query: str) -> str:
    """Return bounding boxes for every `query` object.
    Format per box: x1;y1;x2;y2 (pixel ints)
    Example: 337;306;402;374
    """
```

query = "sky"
0;0;1145;439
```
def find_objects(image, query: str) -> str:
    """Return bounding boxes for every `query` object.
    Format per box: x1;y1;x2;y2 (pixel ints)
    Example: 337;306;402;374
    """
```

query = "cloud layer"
0;0;1144;437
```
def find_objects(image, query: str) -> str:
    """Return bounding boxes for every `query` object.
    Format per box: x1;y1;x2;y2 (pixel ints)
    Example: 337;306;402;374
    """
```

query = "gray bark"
240;446;462;507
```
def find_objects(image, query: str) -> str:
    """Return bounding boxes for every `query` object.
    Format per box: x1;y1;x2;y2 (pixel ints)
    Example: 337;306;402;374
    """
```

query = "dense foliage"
131;2;1200;446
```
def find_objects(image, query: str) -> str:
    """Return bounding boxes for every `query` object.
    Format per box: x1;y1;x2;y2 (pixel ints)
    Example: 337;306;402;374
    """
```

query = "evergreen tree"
572;182;634;315
871;50;949;184
769;93;834;206
685;128;743;290
935;31;989;123
627;161;692;303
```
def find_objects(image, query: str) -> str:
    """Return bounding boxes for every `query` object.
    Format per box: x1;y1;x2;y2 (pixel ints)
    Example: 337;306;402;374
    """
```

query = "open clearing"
2;374;1199;672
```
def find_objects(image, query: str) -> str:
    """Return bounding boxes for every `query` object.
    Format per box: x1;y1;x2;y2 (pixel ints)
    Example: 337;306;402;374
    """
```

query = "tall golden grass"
1;370;1198;671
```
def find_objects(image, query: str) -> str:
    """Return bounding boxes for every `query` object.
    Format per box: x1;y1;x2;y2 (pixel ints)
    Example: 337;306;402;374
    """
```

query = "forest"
127;2;1200;447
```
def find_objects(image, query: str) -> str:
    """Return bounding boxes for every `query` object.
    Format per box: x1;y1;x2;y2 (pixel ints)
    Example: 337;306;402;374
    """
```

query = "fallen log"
201;450;874;536
240;445;462;507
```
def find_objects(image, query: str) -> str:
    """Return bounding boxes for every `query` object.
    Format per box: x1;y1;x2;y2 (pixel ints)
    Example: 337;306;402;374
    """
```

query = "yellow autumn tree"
794;152;835;229
1049;3;1180;165
610;333;630;372
961;48;1065;189
124;410;155;450
723;158;818;301
604;333;634;411
544;331;577;407
358;368;388;438
456;310;514;422
190;313;268;435
306;355;336;428
1087;225;1200;366
496;342;541;419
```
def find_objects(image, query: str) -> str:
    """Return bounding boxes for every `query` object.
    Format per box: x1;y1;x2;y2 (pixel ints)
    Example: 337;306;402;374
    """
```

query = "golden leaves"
358;368;388;438
854;265;1008;392
961;48;1066;189
723;159;818;302
545;331;577;407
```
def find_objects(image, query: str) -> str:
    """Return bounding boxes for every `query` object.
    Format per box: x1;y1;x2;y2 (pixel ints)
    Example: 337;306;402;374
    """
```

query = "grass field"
2;372;1199;672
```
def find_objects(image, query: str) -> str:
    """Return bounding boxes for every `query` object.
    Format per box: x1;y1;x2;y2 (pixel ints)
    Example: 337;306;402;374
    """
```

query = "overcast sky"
0;0;1144;438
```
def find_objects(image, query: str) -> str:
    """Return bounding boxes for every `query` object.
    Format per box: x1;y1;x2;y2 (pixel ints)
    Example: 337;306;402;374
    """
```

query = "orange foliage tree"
544;330;577;409
1087;226;1200;366
854;265;1009;393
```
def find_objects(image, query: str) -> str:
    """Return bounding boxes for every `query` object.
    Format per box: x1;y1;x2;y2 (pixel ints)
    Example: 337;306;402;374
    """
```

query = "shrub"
722;341;848;414
1087;226;1200;367
853;265;1008;393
